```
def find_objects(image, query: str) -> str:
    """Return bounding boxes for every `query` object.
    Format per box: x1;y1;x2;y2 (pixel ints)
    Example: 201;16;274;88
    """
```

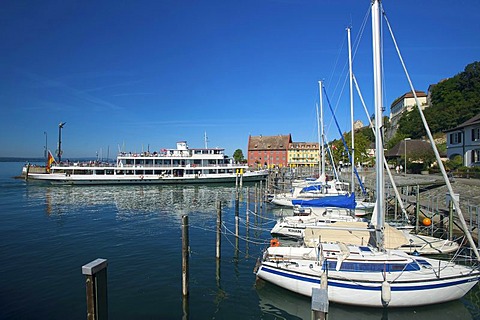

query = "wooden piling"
216;201;222;260
181;215;189;297
311;287;328;320
82;258;108;320
246;187;250;226
235;190;239;238
254;184;258;216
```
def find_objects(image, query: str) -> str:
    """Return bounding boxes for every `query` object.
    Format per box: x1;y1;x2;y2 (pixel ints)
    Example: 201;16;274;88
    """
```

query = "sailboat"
255;0;480;307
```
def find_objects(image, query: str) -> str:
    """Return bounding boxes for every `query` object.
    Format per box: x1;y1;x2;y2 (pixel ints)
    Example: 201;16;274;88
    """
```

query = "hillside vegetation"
397;61;480;139
331;61;480;165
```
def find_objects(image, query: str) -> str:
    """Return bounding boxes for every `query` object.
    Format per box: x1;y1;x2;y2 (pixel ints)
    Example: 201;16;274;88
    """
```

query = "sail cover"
292;193;356;210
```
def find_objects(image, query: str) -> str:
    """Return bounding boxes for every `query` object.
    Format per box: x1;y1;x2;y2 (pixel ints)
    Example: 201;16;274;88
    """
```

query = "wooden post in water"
181;215;189;297
82;258;108;320
259;180;263;209
235;171;239;190
254;183;258;216
216;201;222;260
246;187;250;227
235;190;240;238
311;272;328;320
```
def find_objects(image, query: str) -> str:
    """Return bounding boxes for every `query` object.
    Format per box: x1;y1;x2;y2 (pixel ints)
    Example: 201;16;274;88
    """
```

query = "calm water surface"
1;162;479;319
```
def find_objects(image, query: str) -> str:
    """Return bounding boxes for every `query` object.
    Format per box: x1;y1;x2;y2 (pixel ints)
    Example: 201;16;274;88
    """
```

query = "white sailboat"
255;0;480;307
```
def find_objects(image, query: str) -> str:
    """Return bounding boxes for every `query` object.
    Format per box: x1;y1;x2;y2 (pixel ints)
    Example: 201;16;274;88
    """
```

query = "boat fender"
381;280;391;307
270;238;280;247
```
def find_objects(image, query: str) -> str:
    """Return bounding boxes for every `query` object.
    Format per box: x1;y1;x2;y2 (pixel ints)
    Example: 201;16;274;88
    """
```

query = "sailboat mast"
318;81;325;182
372;0;385;250
348;27;355;193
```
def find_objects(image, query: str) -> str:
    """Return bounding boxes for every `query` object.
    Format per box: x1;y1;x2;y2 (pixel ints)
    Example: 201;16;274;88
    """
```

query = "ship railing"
55;161;115;168
119;163;246;168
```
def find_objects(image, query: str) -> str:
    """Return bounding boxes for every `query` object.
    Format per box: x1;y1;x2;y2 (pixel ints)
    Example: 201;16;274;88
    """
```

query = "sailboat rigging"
256;0;480;307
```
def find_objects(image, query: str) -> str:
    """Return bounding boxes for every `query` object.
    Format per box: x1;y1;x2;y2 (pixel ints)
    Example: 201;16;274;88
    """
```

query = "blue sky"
1;0;479;159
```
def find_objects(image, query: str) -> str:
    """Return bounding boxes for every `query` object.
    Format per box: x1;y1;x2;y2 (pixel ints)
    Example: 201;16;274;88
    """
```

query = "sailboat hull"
256;246;480;307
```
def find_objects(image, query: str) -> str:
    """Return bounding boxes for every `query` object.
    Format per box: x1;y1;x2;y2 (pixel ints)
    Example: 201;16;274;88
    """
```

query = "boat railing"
119;163;246;168
117;152;226;158
54;161;115;168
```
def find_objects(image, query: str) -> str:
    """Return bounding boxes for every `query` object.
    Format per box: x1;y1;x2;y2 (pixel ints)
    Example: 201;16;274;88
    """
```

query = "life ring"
270;238;280;247
140;175;144;180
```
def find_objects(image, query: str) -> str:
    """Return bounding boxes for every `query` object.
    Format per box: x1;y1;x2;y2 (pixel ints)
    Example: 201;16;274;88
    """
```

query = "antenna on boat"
204;131;209;149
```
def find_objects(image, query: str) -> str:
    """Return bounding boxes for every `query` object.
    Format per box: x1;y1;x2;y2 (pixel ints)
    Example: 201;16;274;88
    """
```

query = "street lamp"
44;131;48;161
58;122;66;162
404;138;411;176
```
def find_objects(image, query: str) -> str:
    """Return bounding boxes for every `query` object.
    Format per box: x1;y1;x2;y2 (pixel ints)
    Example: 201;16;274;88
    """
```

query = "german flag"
46;150;56;173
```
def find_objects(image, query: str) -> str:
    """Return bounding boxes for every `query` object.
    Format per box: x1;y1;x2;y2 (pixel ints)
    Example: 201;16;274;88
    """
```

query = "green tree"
445;155;463;170
429;61;480;131
397;106;425;139
386;132;409;150
408;148;436;171
233;149;245;163
329;130;372;166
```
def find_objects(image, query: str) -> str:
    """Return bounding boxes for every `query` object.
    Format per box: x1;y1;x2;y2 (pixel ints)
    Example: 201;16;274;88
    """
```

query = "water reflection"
256;279;478;320
27;184;239;218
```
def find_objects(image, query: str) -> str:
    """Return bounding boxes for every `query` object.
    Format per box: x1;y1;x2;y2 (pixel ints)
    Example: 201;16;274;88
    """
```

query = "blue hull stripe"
261;265;479;292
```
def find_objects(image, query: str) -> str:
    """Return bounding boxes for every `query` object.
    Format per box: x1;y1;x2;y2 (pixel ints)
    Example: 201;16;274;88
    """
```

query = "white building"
445;113;480;166
389;90;428;132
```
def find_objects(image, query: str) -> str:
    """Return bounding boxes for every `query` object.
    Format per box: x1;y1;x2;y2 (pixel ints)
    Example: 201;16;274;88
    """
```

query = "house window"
472;128;480;142
474;150;480;162
450;132;462;144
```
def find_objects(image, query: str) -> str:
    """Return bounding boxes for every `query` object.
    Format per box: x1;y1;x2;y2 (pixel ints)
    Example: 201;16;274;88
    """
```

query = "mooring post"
246;187;250;227
216;201;222;260
311;287;328;320
254;183;258;216
235;190;240;238
82;258;108;320
181;215;189;297
259;180;263;208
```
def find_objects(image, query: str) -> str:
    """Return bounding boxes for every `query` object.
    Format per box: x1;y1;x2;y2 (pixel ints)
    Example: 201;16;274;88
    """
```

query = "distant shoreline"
0;157;97;163
0;157;44;163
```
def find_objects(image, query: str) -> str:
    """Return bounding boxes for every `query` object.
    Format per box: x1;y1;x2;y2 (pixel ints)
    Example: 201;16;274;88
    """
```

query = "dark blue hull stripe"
260;265;479;291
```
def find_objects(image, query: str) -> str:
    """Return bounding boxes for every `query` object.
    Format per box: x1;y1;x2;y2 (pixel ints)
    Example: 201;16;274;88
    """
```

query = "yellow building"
288;142;320;167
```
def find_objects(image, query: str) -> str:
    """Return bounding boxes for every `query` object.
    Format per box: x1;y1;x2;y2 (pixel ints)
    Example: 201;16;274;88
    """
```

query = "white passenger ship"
24;141;268;185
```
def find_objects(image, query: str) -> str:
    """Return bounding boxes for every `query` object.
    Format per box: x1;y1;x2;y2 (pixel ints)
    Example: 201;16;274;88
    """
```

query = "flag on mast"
46;150;56;173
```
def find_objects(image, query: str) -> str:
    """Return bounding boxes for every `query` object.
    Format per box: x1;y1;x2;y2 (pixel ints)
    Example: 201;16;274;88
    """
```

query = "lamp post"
44;131;48;161
58;122;66;162
404;138;411;176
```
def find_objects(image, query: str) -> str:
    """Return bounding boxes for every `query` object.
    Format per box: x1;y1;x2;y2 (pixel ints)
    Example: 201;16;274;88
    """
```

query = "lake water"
1;161;480;319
